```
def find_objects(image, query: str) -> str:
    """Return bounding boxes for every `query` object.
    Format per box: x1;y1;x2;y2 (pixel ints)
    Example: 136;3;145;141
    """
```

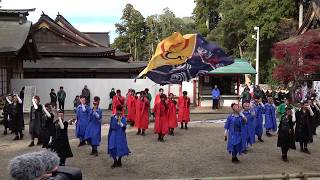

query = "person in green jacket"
241;86;251;103
145;88;152;118
57;86;66;110
277;98;294;120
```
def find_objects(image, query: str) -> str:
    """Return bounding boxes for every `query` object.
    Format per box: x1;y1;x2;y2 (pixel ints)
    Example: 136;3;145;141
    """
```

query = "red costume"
154;94;161;108
126;95;136;122
178;96;190;122
154;101;169;135
112;95;125;115
135;97;150;130
167;99;178;128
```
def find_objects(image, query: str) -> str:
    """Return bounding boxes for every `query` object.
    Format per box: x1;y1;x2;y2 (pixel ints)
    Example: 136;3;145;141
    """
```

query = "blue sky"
1;0;196;43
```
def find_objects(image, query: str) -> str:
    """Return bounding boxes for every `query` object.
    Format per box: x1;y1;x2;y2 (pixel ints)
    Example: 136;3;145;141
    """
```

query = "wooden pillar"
237;75;240;95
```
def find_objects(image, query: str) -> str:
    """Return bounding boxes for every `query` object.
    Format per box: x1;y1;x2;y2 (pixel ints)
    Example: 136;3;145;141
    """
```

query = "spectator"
19;87;25;101
73;95;80;113
8;150;59;180
50;89;57;109
81;85;91;105
211;85;220;110
241;86;251;103
57;86;66;110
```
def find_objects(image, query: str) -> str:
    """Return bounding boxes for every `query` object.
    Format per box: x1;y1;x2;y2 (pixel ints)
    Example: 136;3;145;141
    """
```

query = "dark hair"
267;94;273;98
159;88;164;92
51;88;54;91
160;94;167;99
34;96;40;101
242;100;250;107
285;106;292;111
116;89;121;93
116;105;123;111
140;91;146;96
145;88;149;92
76;95;80;98
21;87;25;90
44;103;51;108
93;96;100;102
80;95;86;99
169;93;174;96
60;86;63;89
183;91;187;96
231;103;237;108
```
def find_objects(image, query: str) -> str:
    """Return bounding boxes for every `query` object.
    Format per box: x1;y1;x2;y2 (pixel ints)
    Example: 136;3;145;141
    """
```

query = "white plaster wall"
11;78;194;110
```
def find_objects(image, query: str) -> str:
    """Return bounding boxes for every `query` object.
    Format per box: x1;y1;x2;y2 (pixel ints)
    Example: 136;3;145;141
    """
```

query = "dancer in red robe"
154;94;169;142
126;89;136;126
112;90;125;115
135;91;150;136
178;91;191;129
167;93;178;136
153;88;164;109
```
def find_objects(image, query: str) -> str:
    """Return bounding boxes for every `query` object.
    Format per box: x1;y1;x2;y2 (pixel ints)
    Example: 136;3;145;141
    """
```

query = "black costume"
50;92;57;108
277;115;296;161
10;102;24;139
51;120;73;166
41;112;55;148
295;109;313;151
3;101;12;134
29;105;43;143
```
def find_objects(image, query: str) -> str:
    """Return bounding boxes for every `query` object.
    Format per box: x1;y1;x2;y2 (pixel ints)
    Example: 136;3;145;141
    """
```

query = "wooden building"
0;9;39;95
24;13;146;78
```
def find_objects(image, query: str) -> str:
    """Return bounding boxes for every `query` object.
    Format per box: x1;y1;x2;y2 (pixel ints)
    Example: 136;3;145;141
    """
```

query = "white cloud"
1;0;196;42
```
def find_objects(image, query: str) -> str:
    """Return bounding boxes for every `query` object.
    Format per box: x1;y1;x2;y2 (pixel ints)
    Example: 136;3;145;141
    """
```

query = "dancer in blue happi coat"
108;105;130;168
264;95;277;136
224;103;247;163
242;100;255;150
253;96;265;142
85;96;102;156
76;95;90;147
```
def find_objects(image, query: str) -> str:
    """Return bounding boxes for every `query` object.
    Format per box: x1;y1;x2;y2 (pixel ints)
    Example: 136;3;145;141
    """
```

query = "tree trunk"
299;1;304;28
134;38;137;61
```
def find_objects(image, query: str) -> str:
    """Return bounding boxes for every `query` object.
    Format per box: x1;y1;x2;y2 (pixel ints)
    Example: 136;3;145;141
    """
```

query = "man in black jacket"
50;89;57;109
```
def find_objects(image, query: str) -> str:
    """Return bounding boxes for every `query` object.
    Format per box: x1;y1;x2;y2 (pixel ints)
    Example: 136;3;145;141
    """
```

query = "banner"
142;33;234;85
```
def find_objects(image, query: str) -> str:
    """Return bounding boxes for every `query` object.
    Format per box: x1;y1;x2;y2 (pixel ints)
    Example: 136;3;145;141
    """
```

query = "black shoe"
141;131;146;136
36;141;42;146
78;141;85;147
258;138;264;142
94;151;98;157
117;159;122;167
282;155;288;162
180;124;184;129
111;162;117;169
243;150;248;154
13;136;19;140
59;163;65;166
10;131;14;134
136;130;141;135
185;125;188;130
266;132;272;137
303;148;311;154
90;151;95;155
232;157;239;163
171;132;175;136
19;134;24;140
3;130;7;135
28;141;35;147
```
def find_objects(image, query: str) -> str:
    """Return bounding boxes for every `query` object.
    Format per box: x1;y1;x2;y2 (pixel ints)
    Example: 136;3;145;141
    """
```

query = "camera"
45;166;82;180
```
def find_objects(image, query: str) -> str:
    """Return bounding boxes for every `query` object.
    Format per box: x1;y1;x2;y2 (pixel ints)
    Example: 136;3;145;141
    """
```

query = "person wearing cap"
85;96;103;156
224;103;247;163
112;89;125;115
8;150;60;180
109;88;116;110
76;95;90;147
51;110;73;166
295;101;314;154
154;94;169;142
108;105;130;168
277;107;296;162
135;91;150;136
167;93;178;136
178;91;191;129
242;100;255;151
252;96;265;142
264;95;277;136
308;97;320;135
29;96;43;147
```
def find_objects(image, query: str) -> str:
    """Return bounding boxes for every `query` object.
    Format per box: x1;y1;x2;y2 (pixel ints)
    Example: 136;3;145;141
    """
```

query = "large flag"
138;32;234;85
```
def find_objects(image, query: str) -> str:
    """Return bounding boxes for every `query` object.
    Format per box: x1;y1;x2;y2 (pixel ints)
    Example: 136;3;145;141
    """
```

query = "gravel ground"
1;114;320;180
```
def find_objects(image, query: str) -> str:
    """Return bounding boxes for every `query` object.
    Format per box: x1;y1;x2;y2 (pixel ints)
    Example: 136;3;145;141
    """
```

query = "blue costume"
76;104;90;142
225;114;246;156
243;110;255;146
107;115;130;158
85;108;102;146
264;103;277;132
253;103;265;138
